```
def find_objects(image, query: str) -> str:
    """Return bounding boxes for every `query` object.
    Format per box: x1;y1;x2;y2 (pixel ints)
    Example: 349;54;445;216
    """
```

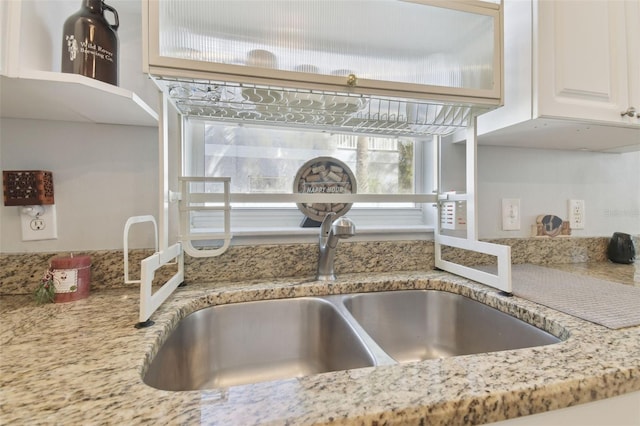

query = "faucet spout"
316;213;355;281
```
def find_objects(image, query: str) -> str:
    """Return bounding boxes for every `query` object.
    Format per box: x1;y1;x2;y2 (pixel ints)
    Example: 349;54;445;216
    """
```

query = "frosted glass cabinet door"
143;0;502;104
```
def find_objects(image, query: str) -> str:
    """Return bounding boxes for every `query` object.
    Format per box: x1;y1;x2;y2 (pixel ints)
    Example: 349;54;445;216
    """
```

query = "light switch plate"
20;205;58;241
502;198;520;231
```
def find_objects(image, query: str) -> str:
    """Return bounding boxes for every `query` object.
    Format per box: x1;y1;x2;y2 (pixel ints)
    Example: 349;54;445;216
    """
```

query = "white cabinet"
143;0;503;107
0;0;158;127
475;0;640;152
538;0;638;124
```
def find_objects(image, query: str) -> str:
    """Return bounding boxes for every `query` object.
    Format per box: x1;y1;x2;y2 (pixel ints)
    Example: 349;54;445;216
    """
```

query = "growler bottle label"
65;35;114;64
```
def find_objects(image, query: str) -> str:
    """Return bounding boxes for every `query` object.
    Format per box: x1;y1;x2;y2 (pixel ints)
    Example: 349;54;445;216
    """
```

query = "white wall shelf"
1;71;158;126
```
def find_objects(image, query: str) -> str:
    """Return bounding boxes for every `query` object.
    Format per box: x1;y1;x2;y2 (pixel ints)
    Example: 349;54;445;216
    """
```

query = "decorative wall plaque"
535;214;571;237
3;170;55;206
294;157;357;224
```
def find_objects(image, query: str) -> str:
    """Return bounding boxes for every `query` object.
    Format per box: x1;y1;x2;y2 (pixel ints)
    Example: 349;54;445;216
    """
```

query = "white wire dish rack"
152;76;493;137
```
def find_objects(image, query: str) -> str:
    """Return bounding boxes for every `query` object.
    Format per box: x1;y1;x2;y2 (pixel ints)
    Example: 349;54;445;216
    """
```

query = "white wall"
0;118;158;253
477;146;640;239
3;126;638;253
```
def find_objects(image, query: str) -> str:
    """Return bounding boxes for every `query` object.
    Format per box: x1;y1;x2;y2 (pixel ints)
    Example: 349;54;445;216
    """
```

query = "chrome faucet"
316;212;356;281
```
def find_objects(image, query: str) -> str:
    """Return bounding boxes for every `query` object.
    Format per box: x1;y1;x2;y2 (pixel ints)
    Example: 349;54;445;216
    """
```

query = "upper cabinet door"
624;0;640;119
143;0;503;105
537;0;639;124
474;0;639;152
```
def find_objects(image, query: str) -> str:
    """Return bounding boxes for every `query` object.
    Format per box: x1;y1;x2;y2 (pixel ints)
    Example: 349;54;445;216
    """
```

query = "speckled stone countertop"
1;263;639;425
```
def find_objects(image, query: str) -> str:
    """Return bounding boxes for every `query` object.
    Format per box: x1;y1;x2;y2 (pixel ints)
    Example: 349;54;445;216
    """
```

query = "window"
184;119;437;242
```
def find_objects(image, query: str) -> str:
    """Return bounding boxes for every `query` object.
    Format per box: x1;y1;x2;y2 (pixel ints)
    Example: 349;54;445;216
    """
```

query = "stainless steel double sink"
143;290;561;391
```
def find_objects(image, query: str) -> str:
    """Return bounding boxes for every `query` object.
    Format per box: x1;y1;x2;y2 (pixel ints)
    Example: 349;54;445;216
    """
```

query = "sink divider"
323;294;398;367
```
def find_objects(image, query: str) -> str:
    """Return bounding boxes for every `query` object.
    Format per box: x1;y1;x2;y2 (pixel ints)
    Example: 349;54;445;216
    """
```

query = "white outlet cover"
569;199;585;229
502;198;521;231
20;205;58;241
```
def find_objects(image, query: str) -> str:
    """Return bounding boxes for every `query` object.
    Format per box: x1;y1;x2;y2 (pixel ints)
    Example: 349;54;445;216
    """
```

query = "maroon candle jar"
49;254;91;303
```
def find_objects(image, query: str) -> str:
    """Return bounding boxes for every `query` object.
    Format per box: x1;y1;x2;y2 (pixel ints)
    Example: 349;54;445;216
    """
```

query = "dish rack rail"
123;177;232;327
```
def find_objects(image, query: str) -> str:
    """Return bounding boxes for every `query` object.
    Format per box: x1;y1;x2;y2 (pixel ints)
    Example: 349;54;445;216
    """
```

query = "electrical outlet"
502;198;521;231
569;199;585;229
31;218;45;230
21;205;58;241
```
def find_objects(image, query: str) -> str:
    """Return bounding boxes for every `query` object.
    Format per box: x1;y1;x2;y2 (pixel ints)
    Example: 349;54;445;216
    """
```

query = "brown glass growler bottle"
61;0;119;85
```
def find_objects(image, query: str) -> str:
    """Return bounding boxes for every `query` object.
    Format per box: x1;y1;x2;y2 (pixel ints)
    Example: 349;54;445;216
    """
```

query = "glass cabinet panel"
146;0;501;102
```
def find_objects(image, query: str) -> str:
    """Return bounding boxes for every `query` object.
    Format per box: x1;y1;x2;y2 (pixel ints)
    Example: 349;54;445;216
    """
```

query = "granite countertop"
1;262;639;425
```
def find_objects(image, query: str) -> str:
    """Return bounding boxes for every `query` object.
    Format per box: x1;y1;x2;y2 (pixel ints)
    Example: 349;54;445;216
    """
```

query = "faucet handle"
316;213;355;281
331;216;356;237
320;212;337;236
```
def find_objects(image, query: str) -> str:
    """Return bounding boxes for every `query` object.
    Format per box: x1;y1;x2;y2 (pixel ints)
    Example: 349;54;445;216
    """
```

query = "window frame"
182;117;438;244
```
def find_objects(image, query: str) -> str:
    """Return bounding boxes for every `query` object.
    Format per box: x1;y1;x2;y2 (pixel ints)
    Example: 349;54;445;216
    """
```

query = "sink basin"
143;297;376;391
144;289;562;391
342;290;561;363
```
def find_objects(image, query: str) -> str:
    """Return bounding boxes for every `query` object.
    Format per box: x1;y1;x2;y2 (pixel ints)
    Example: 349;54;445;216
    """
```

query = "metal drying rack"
152;76;491;137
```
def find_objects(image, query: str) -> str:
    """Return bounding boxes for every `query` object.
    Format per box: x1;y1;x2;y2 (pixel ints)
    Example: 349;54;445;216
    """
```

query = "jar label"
52;269;78;293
